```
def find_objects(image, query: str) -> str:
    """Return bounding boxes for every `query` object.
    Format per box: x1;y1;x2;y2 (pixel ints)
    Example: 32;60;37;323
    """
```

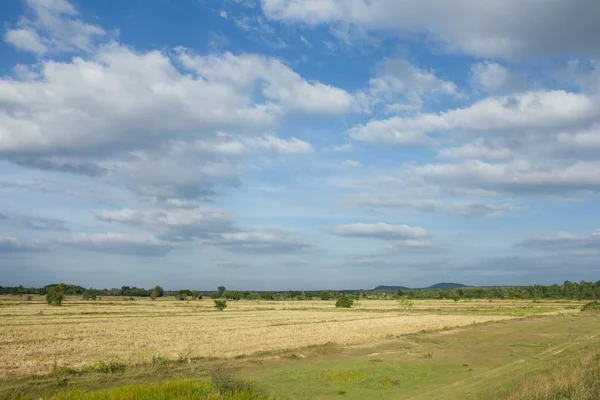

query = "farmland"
1;295;597;399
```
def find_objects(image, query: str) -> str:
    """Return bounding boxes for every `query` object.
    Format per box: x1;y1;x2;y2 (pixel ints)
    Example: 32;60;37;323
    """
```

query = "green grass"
245;314;600;399
48;380;276;400
2;313;599;400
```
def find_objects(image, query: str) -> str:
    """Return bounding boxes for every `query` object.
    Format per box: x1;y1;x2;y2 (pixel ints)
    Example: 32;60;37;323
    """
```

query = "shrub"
46;285;65;306
320;290;332;300
582;301;600;312
398;296;414;312
214;299;228;311
85;360;126;374
247;292;261;300
263;291;275;300
335;295;354;308
209;362;255;396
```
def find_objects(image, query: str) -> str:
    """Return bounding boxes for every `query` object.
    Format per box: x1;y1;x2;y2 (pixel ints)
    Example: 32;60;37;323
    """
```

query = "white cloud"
349;114;442;145
369;58;457;111
329;143;353;152
347;194;518;218
205;229;312;254
4;28;47;55
59;233;172;256
470;62;524;94
0;236;46;252
178;50;355;116
406;160;600;196
340;160;360;168
517;230;600;251
324;222;428;240
4;0;105;54
260;0;600;59
13;64;41;80
95;207;235;240
351;90;598;146
450;202;518;218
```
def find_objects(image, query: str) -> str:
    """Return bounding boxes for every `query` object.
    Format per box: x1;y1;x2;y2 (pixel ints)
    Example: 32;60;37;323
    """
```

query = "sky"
1;0;600;291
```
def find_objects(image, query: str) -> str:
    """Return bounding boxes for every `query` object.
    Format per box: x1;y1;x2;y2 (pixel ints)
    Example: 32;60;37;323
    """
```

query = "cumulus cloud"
340;160;360;168
95;207;235;240
368;58;457;111
347;194;518;218
4;0;105;54
517;230;600;251
324;222;428;240
177;50;355;116
59;233;172;256
215;260;247;268
450;202;518;218
260;0;600;59
470;62;524;94
0;236;46;253
205;229;312;254
11;156;107;177
350;90;598;146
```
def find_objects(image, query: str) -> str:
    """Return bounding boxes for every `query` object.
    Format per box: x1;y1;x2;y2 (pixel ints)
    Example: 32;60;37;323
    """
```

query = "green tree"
335;295;354;308
247;292;261;300
150;289;158;300
214;299;227;311
218;286;226;298
153;285;164;297
263;291;275;300
398;296;414;312
46;285;65;306
320;290;331;300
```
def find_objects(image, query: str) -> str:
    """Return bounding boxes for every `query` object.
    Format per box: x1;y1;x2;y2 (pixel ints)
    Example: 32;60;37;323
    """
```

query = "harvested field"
0;296;583;378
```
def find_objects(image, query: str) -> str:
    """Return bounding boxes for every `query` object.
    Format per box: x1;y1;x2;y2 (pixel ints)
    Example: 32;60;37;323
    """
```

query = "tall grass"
500;349;600;400
50;379;277;400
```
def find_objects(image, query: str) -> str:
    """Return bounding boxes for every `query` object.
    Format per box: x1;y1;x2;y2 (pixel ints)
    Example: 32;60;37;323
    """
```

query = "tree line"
2;280;600;302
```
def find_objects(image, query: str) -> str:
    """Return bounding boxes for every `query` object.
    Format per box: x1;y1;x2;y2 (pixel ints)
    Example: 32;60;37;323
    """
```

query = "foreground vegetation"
0;295;597;399
51;379;275;400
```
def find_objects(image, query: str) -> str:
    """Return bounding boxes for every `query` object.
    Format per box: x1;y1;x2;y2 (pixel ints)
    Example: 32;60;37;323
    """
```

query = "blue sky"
2;0;600;290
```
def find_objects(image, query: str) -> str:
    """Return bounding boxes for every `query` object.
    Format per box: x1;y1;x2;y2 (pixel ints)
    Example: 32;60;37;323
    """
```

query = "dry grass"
498;348;600;400
0;296;583;379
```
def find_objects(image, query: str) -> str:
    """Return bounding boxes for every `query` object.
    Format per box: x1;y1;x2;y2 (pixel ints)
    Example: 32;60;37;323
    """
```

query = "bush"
398;296;414;312
46;285;65;306
247;292;261;300
582;301;600;312
335;296;354;308
214;299;228;311
85;360;126;374
320;290;332;300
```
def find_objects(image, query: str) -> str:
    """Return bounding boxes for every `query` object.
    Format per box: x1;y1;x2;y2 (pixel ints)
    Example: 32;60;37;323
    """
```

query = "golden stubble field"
0;296;583;379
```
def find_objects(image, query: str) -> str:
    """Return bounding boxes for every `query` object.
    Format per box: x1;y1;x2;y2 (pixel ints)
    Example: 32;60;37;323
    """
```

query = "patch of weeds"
209;362;260;396
307;342;342;355
423;351;434;358
177;348;193;363
84;360;127;374
582;301;600;312
150;355;169;365
376;377;401;387
318;369;366;383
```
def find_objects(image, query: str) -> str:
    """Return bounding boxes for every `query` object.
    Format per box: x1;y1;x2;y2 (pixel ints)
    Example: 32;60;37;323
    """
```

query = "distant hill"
424;282;467;289
373;285;411;291
373;282;468;291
